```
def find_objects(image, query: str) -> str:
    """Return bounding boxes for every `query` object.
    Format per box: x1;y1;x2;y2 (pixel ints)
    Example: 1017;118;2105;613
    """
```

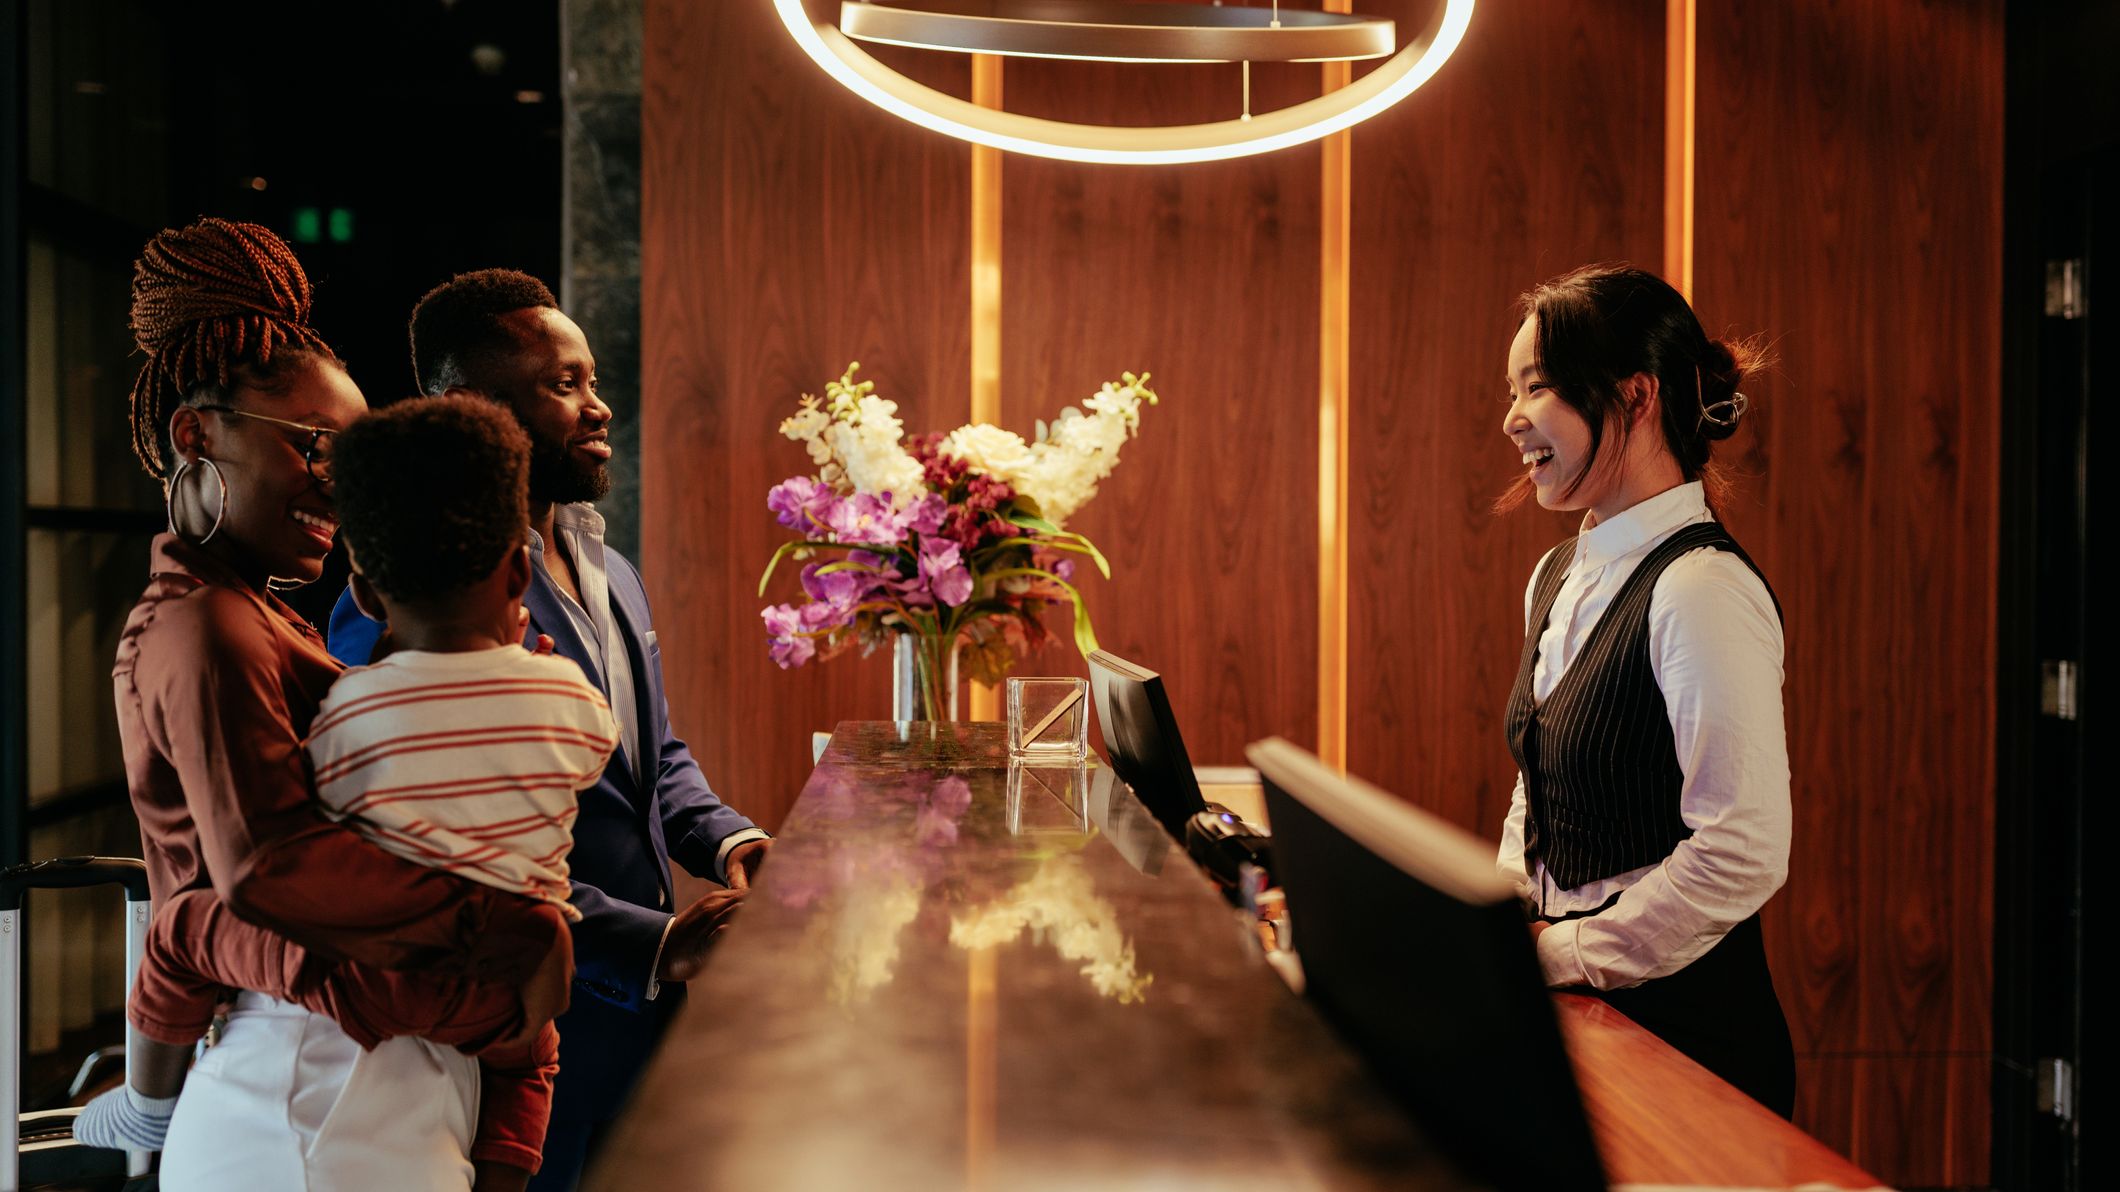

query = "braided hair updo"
126;217;340;478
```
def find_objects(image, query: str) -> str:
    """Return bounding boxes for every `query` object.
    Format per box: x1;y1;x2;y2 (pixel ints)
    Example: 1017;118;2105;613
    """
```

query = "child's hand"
518;607;555;655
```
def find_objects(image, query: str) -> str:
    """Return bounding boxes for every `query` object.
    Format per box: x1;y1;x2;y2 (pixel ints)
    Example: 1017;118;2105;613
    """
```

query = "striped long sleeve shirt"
306;645;619;919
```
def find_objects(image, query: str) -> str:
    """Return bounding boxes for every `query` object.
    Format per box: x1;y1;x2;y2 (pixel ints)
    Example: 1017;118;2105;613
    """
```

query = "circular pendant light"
840;2;1397;64
771;0;1476;166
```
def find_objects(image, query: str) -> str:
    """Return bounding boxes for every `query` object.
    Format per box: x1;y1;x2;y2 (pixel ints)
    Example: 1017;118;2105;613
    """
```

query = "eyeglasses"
195;404;338;486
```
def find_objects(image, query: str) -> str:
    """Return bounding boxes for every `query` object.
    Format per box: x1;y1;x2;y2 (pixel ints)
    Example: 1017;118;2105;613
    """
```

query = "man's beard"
529;432;612;505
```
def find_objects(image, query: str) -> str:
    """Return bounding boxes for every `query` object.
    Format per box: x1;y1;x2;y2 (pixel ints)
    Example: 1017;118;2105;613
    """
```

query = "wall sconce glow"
771;0;1476;166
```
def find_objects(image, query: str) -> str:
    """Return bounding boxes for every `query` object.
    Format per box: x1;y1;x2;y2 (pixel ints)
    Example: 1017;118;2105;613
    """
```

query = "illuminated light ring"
771;0;1476;166
839;2;1397;65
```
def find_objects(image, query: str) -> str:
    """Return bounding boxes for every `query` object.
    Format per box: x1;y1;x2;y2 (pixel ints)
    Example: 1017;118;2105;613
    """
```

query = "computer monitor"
1244;738;1607;1191
1086;649;1208;839
1084;764;1173;876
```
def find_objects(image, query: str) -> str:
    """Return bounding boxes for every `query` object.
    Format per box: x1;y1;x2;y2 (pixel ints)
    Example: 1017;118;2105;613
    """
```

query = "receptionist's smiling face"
1502;315;1603;513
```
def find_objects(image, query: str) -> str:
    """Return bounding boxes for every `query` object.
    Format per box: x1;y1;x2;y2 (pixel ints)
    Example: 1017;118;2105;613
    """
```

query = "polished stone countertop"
586;721;1475;1191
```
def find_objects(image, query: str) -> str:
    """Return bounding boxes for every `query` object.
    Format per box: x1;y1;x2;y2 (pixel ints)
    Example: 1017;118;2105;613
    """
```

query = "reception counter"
586;722;1882;1191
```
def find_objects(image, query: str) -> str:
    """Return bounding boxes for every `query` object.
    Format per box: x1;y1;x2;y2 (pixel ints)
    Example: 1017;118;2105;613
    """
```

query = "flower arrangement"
760;363;1156;717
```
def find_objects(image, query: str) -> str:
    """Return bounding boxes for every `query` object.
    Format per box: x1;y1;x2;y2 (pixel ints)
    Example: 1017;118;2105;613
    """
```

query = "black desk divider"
1245;738;1608;1192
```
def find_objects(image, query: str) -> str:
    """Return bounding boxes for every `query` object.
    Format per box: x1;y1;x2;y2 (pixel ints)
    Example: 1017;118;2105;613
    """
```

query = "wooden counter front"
1556;993;1887;1188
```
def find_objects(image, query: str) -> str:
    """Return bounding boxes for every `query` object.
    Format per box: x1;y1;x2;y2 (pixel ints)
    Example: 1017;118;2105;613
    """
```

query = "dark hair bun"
1695;337;1759;443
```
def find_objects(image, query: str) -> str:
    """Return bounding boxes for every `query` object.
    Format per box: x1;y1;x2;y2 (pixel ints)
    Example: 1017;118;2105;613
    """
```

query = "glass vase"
892;632;961;721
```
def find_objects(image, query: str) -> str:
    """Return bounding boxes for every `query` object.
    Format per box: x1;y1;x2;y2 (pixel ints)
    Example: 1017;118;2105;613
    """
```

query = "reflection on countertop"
587;722;1476;1192
951;851;1153;1004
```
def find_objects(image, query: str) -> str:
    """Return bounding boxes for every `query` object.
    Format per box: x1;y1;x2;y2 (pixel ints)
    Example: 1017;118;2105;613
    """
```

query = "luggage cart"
1;858;154;1192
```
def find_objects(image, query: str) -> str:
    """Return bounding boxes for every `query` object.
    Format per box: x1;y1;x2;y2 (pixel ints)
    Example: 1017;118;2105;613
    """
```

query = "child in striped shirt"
79;397;613;1186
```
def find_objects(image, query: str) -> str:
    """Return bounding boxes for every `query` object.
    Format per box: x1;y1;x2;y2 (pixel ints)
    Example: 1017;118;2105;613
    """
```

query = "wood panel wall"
642;0;969;833
1001;58;1323;765
1344;0;1664;857
1694;1;2003;1181
643;2;2002;1184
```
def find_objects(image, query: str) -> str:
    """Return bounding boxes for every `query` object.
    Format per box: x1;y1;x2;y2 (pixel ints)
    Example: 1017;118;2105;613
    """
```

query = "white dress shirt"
531;505;642;791
531;504;769;999
1495;481;1791;991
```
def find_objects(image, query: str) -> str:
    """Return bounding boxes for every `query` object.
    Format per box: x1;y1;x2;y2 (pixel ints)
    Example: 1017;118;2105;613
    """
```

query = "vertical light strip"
970;54;1004;722
964;944;997;1189
1663;0;1696;300
1318;17;1354;771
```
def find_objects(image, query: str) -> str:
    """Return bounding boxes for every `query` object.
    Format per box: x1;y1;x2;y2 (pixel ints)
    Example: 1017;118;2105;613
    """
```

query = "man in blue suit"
329;270;767;1191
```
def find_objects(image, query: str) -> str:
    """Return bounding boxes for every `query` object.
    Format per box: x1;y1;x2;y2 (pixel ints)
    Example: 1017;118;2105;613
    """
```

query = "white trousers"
160;992;480;1192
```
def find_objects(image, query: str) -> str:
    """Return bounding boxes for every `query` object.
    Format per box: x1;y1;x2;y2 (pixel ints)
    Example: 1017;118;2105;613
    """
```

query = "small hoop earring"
167;457;228;545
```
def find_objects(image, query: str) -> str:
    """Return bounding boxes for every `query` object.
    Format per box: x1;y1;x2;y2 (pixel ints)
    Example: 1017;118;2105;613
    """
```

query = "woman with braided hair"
1494;264;1797;1116
94;218;571;1190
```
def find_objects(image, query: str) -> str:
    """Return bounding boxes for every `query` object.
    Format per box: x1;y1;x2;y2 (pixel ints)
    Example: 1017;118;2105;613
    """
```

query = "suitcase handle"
2;857;154;1191
0;857;151;911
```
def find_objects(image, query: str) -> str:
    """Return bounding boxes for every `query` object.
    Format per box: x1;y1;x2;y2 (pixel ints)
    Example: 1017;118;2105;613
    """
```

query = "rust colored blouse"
112;533;561;984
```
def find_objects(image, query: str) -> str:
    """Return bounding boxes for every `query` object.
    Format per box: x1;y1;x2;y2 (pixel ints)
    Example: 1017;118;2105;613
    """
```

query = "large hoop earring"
167;457;228;545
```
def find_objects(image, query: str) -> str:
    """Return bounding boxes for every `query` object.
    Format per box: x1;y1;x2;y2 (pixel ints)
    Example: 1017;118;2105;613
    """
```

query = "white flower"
779;406;829;442
785;365;928;503
942;423;1035;477
984;374;1156;525
828;409;925;499
782;365;1154;520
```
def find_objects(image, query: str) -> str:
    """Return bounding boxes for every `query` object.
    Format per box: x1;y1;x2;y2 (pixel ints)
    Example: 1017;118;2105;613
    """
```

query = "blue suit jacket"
327;544;759;1015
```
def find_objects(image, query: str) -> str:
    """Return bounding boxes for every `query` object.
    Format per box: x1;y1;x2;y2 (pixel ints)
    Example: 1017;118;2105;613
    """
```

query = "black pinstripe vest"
1504;521;1777;892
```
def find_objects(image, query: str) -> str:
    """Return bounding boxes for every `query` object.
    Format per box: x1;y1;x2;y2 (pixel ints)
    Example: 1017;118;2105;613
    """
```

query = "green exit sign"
290;207;355;244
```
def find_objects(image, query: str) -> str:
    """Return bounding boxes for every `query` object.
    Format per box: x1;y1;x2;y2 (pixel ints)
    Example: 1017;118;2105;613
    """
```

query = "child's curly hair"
332;395;531;605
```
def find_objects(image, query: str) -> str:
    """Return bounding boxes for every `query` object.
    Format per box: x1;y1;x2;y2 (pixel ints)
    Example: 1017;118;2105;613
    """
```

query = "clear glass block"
1006;762;1090;836
1007;676;1089;758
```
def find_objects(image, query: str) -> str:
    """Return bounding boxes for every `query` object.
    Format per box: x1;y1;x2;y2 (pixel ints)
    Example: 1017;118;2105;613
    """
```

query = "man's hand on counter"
725;838;772;891
658;888;748;983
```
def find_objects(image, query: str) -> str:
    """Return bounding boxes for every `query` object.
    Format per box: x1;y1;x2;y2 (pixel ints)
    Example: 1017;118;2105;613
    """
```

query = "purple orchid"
825;491;909;546
766;475;837;533
902;492;948;537
801;561;875;614
761;603;815;668
761;598;853;668
918;538;974;607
